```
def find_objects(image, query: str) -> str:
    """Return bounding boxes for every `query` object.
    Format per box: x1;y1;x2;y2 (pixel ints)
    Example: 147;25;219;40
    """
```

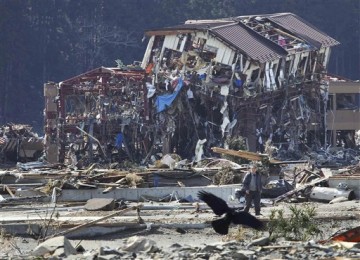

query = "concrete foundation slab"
54;185;242;202
0;223;210;239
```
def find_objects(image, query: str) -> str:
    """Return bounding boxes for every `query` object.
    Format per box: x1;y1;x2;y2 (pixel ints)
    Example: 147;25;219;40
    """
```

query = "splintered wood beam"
48;204;143;239
211;147;262;161
4;185;15;197
273;176;329;204
211;147;281;163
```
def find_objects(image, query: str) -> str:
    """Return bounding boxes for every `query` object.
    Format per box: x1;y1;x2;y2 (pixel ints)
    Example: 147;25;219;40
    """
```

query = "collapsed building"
44;12;343;166
44;66;148;165
141;13;341;159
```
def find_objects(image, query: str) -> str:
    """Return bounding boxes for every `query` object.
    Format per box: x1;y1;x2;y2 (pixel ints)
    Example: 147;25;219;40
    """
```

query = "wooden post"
48;204;143;239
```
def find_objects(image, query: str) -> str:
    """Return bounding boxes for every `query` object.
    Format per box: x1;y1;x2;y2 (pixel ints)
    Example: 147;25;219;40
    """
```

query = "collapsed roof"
145;13;339;63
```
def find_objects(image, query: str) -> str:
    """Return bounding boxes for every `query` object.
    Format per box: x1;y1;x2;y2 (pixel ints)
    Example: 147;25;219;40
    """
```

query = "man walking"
242;164;262;216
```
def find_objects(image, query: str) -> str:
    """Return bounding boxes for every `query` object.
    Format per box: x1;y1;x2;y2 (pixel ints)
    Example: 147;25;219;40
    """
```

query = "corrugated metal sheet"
266;13;340;48
163;34;178;50
210;23;288;63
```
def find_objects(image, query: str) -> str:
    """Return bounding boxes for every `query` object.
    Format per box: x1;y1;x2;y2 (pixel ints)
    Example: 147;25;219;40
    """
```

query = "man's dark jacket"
242;172;262;192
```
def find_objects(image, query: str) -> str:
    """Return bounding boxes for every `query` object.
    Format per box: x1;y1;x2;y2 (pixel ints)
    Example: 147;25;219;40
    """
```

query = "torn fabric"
115;133;123;149
194;138;207;162
156;78;184;113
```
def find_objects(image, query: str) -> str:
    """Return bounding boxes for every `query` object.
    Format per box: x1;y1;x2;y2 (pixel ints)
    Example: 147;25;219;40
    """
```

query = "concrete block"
56;185;242;203
85;198;115;211
44;83;58;97
122;236;158;253
33;236;77;257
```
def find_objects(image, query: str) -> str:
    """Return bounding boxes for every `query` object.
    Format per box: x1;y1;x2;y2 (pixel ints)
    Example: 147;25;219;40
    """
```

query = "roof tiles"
210;23;288;63
145;13;339;63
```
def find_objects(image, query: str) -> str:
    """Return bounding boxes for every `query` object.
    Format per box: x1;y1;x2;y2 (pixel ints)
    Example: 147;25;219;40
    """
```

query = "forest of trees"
0;0;359;133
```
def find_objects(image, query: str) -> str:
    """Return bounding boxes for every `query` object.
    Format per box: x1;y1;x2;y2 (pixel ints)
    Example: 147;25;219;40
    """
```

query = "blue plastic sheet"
156;78;183;113
115;133;123;149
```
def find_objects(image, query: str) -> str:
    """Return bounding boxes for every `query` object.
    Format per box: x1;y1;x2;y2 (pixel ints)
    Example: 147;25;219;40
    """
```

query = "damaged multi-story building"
44;12;341;165
326;79;360;149
141;13;340;159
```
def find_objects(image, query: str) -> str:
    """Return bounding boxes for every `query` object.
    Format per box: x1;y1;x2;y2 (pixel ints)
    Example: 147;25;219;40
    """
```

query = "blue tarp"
115;133;123;149
156;78;183;113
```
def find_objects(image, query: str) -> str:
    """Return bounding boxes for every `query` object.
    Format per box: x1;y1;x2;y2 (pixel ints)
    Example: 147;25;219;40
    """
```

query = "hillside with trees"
0;0;358;133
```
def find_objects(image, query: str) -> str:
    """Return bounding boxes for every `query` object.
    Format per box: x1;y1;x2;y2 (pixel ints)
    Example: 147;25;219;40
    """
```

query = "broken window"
327;94;334;110
65;95;86;119
336;130;356;148
183;33;193;51
162;48;183;70
251;68;260;82
317;52;325;65
192;37;206;52
176;34;187;51
298;55;308;77
149;35;165;64
201;44;218;62
290;96;304;120
336;93;360;110
284;59;292;83
326;130;334;146
275;59;285;88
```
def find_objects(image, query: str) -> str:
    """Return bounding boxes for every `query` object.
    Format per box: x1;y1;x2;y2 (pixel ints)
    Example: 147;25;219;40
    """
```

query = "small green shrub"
268;204;322;241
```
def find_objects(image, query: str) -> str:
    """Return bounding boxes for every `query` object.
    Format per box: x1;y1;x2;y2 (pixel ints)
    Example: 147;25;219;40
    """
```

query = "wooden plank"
50;204;143;238
4;185;15;198
211;147;281;163
211;147;262;160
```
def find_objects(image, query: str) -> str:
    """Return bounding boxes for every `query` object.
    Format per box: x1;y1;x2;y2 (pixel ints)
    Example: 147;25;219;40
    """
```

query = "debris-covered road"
0;199;359;259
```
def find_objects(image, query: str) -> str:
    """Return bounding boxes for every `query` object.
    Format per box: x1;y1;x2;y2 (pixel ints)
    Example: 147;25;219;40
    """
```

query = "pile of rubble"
306;147;360;167
0;148;359;206
0;123;43;163
4;234;360;259
0;168;359;258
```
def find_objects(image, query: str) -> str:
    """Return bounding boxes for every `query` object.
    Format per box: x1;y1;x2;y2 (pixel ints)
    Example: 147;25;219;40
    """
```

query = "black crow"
198;190;264;235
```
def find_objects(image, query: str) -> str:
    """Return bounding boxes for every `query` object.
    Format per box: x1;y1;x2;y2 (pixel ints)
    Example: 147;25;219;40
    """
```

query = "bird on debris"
198;191;264;235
